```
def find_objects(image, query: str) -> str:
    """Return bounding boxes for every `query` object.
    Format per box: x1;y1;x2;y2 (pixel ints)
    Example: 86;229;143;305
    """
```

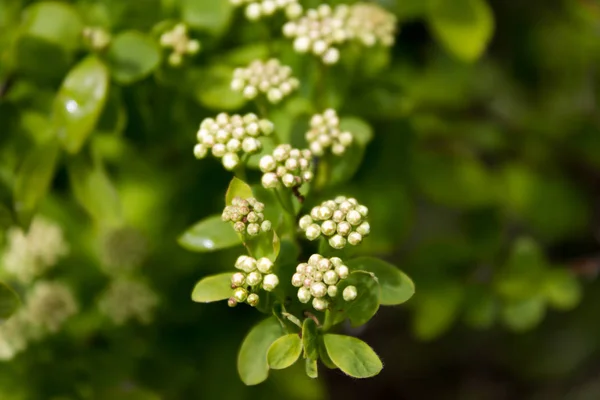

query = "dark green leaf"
0;283;20;321
333;271;380;327
323;334;383;378
302;318;319;361
191;272;232;303
54;56;109;153
267;334;303;370
237;317;284;385
107;31;161;85
178;215;242;252
347;257;415;306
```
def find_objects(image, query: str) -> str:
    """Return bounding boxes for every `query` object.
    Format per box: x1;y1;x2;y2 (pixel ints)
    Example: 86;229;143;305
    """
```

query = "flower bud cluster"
282;4;348;64
25;281;78;334
194;113;274;170
231;59;300;104
82;26;111;51
231;0;303;21
229;255;279;307
306;109;353;156
98;279;159;325
260;145;314;189
299;196;369;249
292;254;355;311
345;3;397;47
222;197;273;236
160;23;201;66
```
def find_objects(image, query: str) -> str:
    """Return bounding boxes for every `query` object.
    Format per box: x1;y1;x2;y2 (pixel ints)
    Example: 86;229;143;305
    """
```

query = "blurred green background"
2;0;600;399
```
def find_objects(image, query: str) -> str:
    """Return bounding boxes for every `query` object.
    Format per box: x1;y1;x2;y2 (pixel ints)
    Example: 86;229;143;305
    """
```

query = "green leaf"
463;287;496;329
226;177;253;205
428;0;494;62
191;272;232;303
339;117;373;147
14;139;61;225
67;155;121;226
0;283;20;321
54;56;109;154
328;142;366;186
193;65;246;111
107;31;161;85
182;0;233;36
323;334;383;378
305;358;318;379
501;296;546;332
318;336;337;369
238;317;284;385
178;215;242;252
412;282;464;341
543;269;582;311
302;318;319;361
267;334;303;370
334;272;380;327
347;257;415;306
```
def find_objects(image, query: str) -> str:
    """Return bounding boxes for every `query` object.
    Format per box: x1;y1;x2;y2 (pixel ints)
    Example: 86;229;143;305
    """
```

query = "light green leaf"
107;31;161;85
502;296;546;332
339;117;373;147
267;334;303;370
305;358;318;379
14;139;61;225
543;269;582;311
191;272;232;303
178;215;242;252
67;155;121;225
318;336;337;369
302;318;319;361
0;283;20;321
226;177;253;205
428;0;494;62
54;56;109;154
323;334;383;378
194;65;246;111
237;317;284;385
333;271;380;327
182;0;233;36
347;257;415;306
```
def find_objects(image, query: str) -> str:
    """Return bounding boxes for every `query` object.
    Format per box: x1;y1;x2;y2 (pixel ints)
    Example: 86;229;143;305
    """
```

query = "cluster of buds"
229;256;279;307
159;23;201;66
98;279;159;325
260;145;314;189
25;281;78;334
299;196;369;249
82;26;111;51
231;59;300;104
306;109;353;156
345;3;397;47
282;4;349;64
194;113;274;170
292;254;357;311
222;197;272;236
231;0;302;21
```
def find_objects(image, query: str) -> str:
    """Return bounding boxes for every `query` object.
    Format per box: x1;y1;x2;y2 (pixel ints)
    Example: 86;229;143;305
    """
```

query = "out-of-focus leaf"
339;117;373;147
328;142;366;186
543;269;582;311
495;237;546;301
181;0;233;36
302;318;319;361
347;257;415;306
194;65;246;110
267;334;303;370
323;334;382;378
501;296;546;332
14;139;61;225
0;283;20;321
107;31;161;84
226;177;253;205
54;56;109;154
463;286;496;329
412;282;464;341
178;215;242;252
428;0;494;62
237;317;284;385
191;273;232;303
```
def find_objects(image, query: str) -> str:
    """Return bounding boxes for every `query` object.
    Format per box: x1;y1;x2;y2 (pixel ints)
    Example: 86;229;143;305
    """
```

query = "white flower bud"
299;215;313;230
309;141;324;156
356;205;368;217
327;285;338;297
233;221;245;232
314;272;323;282
243;85;258;98
330;257;342;267
331;210;345;223
245;3;262;20
339;201;353;213
343;285;357;301
231;272;246;287
281;173;296;187
247;223;260;236
336;221;352;236
298;287;311;303
262;274;279;291
322;48;340;65
241;257;257;272
302;171;314;182
261;172;279;189
285;157;299;171
212;143;227;157
310;207;320;220
261;220;272;232
233;287;248;302
292;273;304;287
348;232;362;246
310;282;327;298
222;153;240;170
259;155;276;172
312;297;328;311
317;258;332;272
235;255;249;269
226;139;241;153
242;137;260;153
294;37;311;53
296;263;308;273
321;220;337;236
305;224;321;240
312;40;328;55
246;271;263;286
228;297;238;307
323;270;339;285
257;257;273;274
308;254;323;266
247;293;259;306
329;235;346;249
267;88;283;103
194;144;208;159
231;78;244;91
317;206;333;220
346;209;363;225
339;131;353;146
356;221;370;236
261;0;276;15
335;265;349;279
286;3;302;19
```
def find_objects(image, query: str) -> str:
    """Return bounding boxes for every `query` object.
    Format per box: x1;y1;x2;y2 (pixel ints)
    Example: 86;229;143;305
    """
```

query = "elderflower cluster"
299;196;369;249
282;4;348;64
2;217;69;284
0;313;30;361
100;226;148;275
345;3;397;47
98;279;159;325
160;23;201;66
231;59;300;104
292;254;357;311
260;145;313;189
306;109;353;156
25;281;78;334
194;113;274;170
229;255;279;307
82;26;111;51
231;0;302;21
222;197;272;236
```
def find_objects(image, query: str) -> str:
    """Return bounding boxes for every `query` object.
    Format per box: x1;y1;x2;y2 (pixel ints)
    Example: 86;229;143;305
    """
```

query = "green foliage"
237;317;284;386
322;334;383;378
0;283;20;320
178;214;242;252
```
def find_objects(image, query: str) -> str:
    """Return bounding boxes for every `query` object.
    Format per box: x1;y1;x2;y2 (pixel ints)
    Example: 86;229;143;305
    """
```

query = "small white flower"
231;272;246;287
323;270;339;285
262;274;279;291
327;285;338;297
222;152;240;170
231;59;299;104
343;285;358;301
348;231;363;246
247;293;260;306
298;287;311;303
306;109;353;156
335;265;349;280
329;235;346;249
233;287;248;302
246;271;263;286
257;257;274;274
312;297;328;311
305;224;321;240
160;23;201;67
